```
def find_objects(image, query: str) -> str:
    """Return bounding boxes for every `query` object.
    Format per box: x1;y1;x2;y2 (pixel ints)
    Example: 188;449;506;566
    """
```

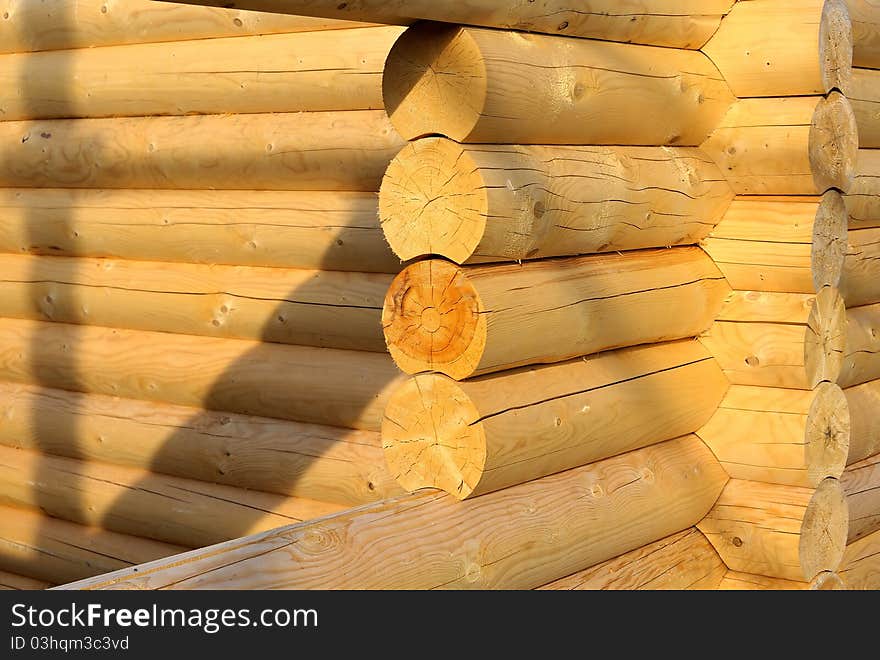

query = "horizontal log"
61;435;728;590
701;193;848;295
0;445;342;548
703;0;853;97
0;381;402;506
847;0;880;68
701;93;859;195
0;189;400;273
0;570;52;591
0;503;185;586
840;526;880;588
840;303;880;387
0;253;390;352
0;317;404;431
701;286;847;389
716;291;822;324
716;570;843;590
383;23;733;144
0;27;404;121
166;1;736;49
383;248;729;379
846;379;880;463
843;453;880;543
698;383;850;487
379;139;733;264
850;68;880;146
383;341;727;499
697;477;849;582
845;149;880;228
841;228;880;306
538;528;726;590
0;0;368;53
0;111;403;191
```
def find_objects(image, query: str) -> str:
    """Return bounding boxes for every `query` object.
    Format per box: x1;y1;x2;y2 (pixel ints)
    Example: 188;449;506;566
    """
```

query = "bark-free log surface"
840;526;880;588
379;139;733;264
703;0;853;97
383;341;726;498
850;68;880;147
0;445;342;548
383;248;729;379
841;228;880;306
701;93;859;195
0;571;52;591
846;378;880;463
698;383;850;487
848;0;880;68
717;290;823;324
0;318;404;431
168;1;735;49
0;253;390;352
0;382;401;506
383;23;734;144
697;477;849;582
840;303;880;388
701;193;848;294
842;453;880;541
846;149;880;228
0;189;400;273
716;570;843;590
62;435;728;590
539;528;726;590
700;286;847;389
0;111;403;191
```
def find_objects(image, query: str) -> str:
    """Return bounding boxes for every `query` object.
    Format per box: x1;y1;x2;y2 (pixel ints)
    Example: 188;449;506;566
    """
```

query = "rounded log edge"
799;477;849;581
805;286;847;388
810;91;859;194
820;0;854;95
813;190;849;291
805;382;850;485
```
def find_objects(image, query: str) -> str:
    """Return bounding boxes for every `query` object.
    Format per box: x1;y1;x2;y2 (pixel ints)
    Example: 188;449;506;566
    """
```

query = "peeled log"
717;290;823;324
840;303;880;388
0;111;403;191
840;526;880;588
0;571;52;591
62;436;728;590
701;192;848;295
846;379;880;463
382;23;733;145
700;286;846;389
539;529;726;591
849;68;880;147
0;317;404;432
847;0;880;68
841;228;880;306
0;27;404;121
0;381;402;506
716;570;844;590
703;0;853;97
382;341;727;499
845;149;880;229
842;453;880;541
167;0;736;49
699;383;850;487
0;253;390;352
379;139;733;264
0;445;342;548
0;503;185;586
701;93;859;195
383;248;729;380
0;189;399;273
697;478;849;582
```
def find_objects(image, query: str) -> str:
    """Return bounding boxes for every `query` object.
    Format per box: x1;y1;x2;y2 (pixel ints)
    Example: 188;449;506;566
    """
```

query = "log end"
805;286;846;388
819;0;854;95
805;382;850;485
382;373;487;499
383;23;486;141
382;259;485;380
379;138;488;263
810;91;859;193
809;571;845;590
799;477;848;580
812;190;849;291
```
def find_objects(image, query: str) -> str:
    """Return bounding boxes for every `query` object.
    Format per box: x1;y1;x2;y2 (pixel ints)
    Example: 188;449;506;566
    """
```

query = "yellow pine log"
538;528;726;590
383;248;729;380
698;383;850;487
716;570;844;590
840;303;880;387
0;253;390;352
850;68;880;146
62;436;728;590
0;503;185;586
0;111;403;191
840;527;880;588
716;290;822;324
0;27;404;121
379;138;733;264
699;286;846;389
0;189;399;273
382;23;734;144
382;341;727;499
845;149;880;228
0;381;401;506
0;571;52;591
703;0;853;97
841;228;880;306
846;379;880;463
847;0;880;68
843;453;880;541
0;0;367;53
697;478;849;582
701;193;848;295
164;0;736;49
0;318;403;432
0;445;342;548
701;93;859;195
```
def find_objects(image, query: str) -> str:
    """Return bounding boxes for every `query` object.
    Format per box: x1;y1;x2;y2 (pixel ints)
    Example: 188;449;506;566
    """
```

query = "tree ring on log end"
812;190;848;291
379;138;488;263
383;23;487;141
809;571;845;590
819;0;854;95
805;286;846;388
382;259;486;379
805;382;850;485
799;477;848;580
382;373;487;499
810;91;858;193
